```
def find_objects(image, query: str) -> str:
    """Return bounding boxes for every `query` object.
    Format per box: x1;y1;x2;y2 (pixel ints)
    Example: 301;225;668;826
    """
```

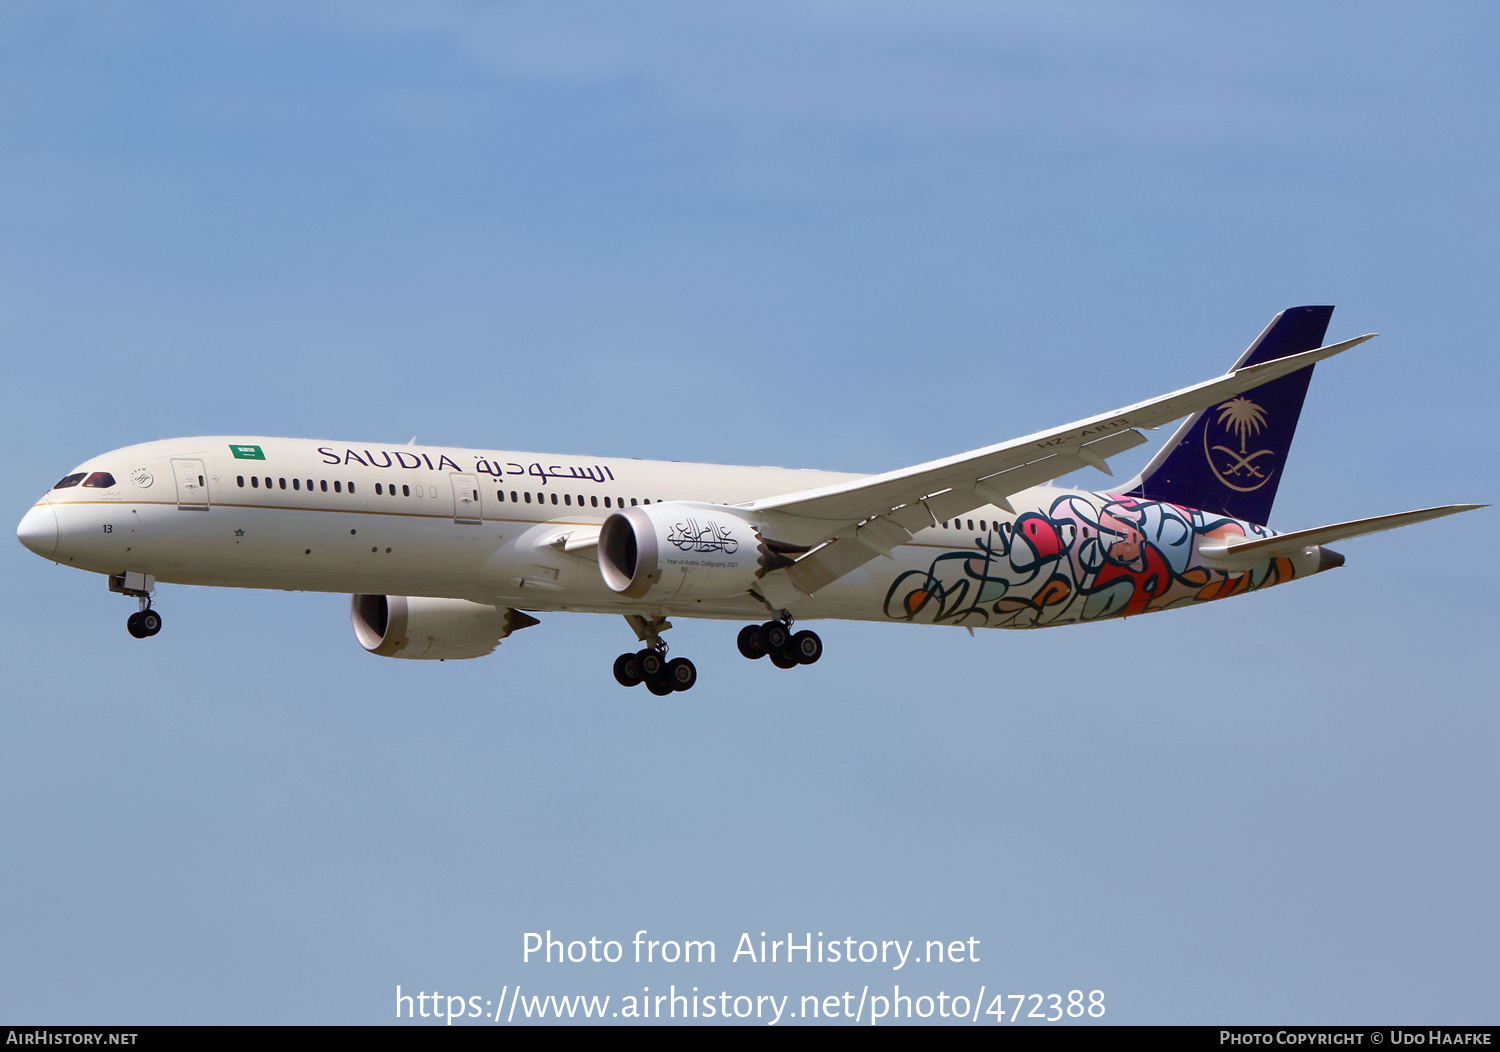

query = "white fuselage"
20;435;1322;632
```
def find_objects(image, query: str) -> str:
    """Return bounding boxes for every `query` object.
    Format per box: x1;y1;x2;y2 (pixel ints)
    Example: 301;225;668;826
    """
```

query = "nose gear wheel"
121;586;162;639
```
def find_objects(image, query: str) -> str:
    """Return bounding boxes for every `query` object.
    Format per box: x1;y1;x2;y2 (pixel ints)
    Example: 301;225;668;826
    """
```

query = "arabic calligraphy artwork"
667;518;740;554
883;493;1299;628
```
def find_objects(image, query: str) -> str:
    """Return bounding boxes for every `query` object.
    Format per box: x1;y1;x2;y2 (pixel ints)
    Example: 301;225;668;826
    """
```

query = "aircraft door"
451;473;482;525
171;458;209;509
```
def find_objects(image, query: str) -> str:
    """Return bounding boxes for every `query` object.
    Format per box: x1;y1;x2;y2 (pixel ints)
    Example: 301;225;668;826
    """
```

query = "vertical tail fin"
1122;305;1333;526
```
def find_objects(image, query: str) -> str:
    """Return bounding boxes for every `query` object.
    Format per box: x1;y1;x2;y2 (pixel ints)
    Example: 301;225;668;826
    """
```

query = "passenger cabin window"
279;478;287;489
237;476;245;487
348;482;355;493
251;477;260;488
321;480;328;492
591;496;598;508
403;485;410;497
334;481;342;493
293;478;301;490
82;472;116;488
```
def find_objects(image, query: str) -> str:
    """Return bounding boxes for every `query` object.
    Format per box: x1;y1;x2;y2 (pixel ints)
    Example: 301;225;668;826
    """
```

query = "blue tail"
1122;305;1333;526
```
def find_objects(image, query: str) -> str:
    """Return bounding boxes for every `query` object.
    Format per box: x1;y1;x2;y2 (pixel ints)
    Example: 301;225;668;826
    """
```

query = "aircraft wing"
1197;504;1484;571
739;334;1376;599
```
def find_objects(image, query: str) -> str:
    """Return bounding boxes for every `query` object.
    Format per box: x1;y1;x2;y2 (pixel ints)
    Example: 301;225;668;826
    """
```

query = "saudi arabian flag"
230;444;266;460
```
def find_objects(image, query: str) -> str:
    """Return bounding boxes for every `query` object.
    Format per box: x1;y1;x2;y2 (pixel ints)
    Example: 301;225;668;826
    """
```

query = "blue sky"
3;1;1496;1024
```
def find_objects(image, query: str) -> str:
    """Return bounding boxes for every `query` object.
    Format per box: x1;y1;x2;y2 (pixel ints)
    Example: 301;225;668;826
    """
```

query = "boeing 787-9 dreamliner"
17;307;1481;694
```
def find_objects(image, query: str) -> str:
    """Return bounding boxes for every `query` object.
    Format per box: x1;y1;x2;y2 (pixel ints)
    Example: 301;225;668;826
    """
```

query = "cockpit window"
82;472;117;488
53;473;86;489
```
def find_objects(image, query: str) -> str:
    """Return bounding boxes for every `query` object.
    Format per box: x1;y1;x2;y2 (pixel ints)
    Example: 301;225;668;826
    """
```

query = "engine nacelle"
350;595;539;660
599;502;789;602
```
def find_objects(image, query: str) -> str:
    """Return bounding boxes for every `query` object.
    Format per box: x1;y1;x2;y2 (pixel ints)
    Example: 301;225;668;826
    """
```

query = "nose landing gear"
737;621;821;669
111;572;162;639
613;615;697;693
126;605;162;639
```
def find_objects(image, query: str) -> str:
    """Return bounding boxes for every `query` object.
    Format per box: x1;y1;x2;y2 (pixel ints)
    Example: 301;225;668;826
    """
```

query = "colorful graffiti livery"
884;493;1301;628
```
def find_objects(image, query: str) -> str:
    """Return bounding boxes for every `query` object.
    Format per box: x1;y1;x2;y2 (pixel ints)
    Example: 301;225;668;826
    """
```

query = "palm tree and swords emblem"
1203;396;1277;492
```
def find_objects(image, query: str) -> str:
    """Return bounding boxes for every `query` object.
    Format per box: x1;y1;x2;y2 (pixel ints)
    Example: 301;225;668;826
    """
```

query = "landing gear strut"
738;620;821;668
613;615;697;693
111;573;162;639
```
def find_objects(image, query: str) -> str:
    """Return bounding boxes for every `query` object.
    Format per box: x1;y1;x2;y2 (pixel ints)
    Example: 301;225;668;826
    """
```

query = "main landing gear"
613;650;697;694
737;620;821;669
610;616;821;693
110;572;162;639
613;615;697;694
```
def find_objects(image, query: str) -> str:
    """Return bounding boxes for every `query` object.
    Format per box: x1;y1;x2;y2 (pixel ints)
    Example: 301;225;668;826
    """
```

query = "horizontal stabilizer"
1198;504;1484;570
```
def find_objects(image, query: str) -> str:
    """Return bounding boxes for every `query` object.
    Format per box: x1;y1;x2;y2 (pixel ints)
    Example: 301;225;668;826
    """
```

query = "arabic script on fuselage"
316;447;616;485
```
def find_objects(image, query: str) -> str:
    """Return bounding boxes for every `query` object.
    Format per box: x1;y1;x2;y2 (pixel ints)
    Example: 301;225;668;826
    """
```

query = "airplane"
15;306;1482;695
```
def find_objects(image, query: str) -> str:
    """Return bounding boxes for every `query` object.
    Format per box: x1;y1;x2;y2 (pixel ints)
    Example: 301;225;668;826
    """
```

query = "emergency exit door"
451;473;482;524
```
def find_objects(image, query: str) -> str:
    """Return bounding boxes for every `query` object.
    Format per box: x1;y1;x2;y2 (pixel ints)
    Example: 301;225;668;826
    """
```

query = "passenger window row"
374;483;435;497
496;491;661;509
232;476;658;507
58;467;995;529
237;476;356;494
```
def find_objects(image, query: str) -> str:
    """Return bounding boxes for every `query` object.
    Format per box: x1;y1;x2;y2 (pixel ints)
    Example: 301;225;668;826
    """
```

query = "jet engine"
598;502;793;602
350;594;539;660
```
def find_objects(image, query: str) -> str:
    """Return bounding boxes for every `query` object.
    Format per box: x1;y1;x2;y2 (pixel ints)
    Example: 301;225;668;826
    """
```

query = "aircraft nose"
17;505;58;558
